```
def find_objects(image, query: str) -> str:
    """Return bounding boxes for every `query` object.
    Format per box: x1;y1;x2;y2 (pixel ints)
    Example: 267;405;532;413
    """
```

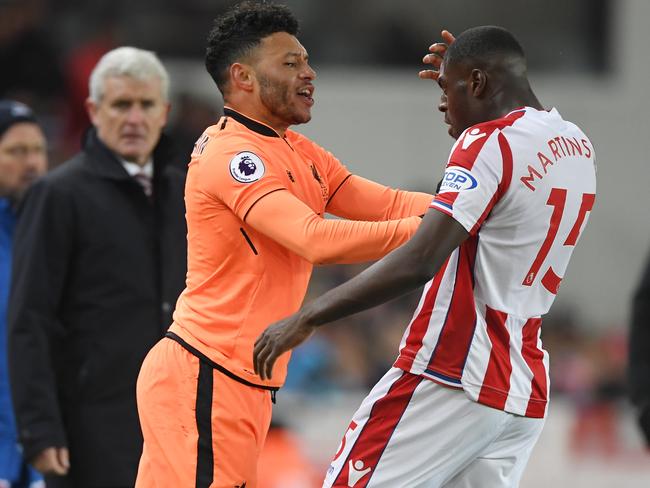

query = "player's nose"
301;63;316;81
438;96;448;113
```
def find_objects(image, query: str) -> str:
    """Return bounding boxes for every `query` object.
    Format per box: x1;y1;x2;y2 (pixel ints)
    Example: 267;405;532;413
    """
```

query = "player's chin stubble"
258;74;309;126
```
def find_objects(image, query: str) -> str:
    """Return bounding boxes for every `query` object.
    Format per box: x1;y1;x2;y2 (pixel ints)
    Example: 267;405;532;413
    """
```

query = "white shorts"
323;367;545;488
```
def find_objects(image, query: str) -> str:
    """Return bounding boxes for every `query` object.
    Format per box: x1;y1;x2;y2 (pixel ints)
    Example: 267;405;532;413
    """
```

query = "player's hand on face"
253;314;315;381
418;30;456;81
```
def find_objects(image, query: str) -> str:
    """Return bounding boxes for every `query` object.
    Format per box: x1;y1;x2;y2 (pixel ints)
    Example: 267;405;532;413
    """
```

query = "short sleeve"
430;127;510;235
197;140;287;220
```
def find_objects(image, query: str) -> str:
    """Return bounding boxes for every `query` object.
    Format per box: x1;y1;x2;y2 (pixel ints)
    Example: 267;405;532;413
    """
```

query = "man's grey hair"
88;46;170;103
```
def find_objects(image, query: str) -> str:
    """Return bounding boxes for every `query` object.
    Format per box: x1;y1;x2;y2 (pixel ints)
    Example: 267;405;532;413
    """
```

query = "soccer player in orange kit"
134;2;433;487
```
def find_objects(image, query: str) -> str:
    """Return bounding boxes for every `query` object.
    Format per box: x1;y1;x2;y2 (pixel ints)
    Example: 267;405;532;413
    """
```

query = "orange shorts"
135;333;274;488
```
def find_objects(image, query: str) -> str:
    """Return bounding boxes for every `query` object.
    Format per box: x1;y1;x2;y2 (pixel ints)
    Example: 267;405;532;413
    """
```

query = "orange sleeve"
288;130;351;199
326;175;433;221
245;189;421;265
198;141;286;220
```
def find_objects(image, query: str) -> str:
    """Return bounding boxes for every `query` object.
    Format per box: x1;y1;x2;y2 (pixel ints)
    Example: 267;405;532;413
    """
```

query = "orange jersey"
171;107;432;387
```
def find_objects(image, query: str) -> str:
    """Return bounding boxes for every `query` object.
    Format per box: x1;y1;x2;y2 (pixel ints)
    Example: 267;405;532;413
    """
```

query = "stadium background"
2;0;649;486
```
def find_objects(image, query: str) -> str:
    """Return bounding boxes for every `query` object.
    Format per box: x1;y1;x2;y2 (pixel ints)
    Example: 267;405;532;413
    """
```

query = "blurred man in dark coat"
8;47;187;488
629;250;650;447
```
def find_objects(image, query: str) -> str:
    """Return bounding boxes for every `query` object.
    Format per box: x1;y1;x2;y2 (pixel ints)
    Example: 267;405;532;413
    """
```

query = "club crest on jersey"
439;167;478;193
347;459;372;487
461;127;487;150
229;151;265;183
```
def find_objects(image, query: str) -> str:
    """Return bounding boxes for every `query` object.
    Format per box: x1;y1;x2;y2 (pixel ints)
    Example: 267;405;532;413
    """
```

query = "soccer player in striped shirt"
254;26;596;487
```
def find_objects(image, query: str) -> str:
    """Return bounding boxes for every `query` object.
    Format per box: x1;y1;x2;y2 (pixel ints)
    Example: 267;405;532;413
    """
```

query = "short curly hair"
205;1;299;95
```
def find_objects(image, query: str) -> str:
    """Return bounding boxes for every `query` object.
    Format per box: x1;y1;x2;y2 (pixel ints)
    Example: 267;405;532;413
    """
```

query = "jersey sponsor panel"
432;130;512;235
398;107;595;418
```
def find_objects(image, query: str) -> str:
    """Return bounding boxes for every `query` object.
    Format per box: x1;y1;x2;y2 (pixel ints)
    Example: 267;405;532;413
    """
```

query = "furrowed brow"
286;51;308;61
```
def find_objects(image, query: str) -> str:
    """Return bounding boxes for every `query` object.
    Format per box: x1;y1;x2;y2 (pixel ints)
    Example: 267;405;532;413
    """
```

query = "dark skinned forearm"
301;211;468;327
253;211;468;380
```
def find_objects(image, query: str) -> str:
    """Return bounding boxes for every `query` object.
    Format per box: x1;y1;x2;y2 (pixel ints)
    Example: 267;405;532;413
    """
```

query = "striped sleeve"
431;125;513;235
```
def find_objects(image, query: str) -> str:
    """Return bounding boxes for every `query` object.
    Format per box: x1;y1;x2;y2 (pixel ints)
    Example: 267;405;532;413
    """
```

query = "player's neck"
224;97;288;137
490;83;543;119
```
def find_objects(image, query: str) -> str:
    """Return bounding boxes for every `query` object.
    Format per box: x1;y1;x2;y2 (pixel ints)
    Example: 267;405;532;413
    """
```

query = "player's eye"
113;100;132;110
5;146;29;158
285;62;296;68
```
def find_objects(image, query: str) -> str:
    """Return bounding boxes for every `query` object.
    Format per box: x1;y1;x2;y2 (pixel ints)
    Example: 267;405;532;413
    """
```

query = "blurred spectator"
0;0;64;105
61;13;120;156
166;92;222;171
568;329;628;458
629;249;650;447
284;335;337;393
7;47;187;487
0;100;47;488
258;420;322;488
0;0;66;167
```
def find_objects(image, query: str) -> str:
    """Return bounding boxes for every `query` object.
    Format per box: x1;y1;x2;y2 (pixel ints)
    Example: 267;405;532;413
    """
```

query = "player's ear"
230;63;256;93
85;97;99;125
470;69;487;97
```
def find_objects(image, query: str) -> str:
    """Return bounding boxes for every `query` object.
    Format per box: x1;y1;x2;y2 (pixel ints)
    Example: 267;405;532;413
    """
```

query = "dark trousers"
44;475;131;488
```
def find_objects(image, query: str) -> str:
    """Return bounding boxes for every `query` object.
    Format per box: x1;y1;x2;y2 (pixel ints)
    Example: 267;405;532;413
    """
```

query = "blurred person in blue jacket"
0;100;47;488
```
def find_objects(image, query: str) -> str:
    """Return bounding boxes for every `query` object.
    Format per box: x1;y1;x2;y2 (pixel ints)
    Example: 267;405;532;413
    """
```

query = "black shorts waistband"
165;331;279;392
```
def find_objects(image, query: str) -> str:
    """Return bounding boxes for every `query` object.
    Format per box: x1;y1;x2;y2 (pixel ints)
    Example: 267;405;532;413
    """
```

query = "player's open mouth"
297;87;314;106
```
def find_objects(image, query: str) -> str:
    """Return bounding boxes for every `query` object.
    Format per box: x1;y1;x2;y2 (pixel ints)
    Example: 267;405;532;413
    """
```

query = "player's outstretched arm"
326;175;433;222
253;209;468;380
418;30;455;82
246;189;422;265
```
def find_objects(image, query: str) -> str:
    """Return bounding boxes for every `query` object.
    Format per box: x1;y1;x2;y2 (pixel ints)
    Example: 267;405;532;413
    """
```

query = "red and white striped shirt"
394;107;596;418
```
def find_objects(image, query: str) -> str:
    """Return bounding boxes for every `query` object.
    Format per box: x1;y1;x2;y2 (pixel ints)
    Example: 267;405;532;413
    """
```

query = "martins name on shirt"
520;135;593;191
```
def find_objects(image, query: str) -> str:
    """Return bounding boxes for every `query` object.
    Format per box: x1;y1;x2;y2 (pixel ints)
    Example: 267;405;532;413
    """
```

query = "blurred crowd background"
2;0;649;486
0;0;610;164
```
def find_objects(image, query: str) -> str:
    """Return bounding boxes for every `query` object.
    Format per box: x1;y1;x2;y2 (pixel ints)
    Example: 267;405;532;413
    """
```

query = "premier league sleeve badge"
229;151;266;183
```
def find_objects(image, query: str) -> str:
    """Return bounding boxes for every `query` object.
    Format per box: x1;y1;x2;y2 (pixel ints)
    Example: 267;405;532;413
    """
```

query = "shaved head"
436;25;541;140
445;26;526;69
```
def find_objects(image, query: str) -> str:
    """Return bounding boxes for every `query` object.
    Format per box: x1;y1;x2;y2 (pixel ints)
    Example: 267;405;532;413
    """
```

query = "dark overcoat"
8;129;187;486
630;250;650;445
